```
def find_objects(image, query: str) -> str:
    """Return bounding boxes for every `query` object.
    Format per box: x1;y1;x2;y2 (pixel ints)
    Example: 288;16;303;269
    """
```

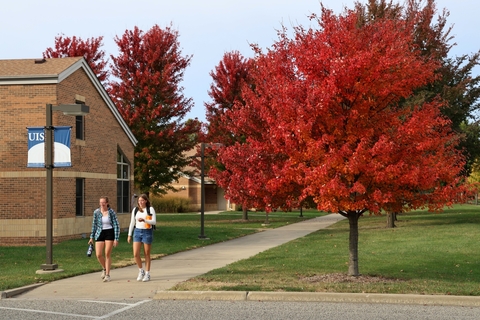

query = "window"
75;116;85;140
117;151;130;213
76;178;85;216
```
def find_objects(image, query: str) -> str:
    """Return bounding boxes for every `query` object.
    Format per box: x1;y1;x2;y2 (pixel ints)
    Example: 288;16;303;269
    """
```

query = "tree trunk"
347;210;362;276
299;206;303;217
242;206;248;220
386;212;396;228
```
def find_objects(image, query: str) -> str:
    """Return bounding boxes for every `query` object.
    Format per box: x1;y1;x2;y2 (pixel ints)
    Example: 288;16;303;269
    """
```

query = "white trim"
0;58;137;146
178;172;216;184
0;75;58;84
60;59;137;145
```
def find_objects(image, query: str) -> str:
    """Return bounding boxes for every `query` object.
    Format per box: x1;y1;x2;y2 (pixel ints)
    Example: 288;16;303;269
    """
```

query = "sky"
1;0;479;123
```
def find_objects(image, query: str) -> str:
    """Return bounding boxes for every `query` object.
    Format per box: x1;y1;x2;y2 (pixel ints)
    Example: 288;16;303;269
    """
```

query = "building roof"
0;57;137;145
0;57;82;78
179;145;216;184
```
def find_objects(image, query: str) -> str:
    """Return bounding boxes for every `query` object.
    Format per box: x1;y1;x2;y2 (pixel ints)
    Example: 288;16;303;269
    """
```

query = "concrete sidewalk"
6;213;345;300
5;213;480;307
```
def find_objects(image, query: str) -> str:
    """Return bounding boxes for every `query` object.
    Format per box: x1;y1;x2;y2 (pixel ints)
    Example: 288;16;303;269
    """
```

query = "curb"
154;290;480;307
154;290;248;301
1;283;46;299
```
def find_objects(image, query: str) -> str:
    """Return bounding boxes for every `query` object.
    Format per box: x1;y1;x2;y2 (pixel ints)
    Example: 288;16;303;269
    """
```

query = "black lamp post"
40;103;89;271
198;142;208;239
198;142;223;240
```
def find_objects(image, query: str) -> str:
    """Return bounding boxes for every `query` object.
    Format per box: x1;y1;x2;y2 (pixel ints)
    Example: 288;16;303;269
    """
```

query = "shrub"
150;195;192;213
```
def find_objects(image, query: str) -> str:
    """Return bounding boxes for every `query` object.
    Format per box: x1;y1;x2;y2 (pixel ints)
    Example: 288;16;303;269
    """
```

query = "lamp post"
198;142;223;240
198;142;207;239
40;103;89;271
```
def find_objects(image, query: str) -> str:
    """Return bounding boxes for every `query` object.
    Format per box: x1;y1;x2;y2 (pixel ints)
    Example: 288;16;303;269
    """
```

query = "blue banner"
27;126;72;168
27;127;45;167
54;126;72;167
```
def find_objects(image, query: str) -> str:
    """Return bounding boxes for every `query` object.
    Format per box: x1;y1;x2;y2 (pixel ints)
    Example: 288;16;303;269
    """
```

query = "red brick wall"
0;83;56;220
0;67;135;245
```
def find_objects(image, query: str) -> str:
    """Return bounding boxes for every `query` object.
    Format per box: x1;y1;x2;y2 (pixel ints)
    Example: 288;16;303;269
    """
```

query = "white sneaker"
142;274;150;282
103;275;111;282
101;269;106;279
137;269;145;281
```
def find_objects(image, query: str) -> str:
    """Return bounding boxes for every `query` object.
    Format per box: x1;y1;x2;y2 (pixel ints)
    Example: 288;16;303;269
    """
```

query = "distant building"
0;57;137;245
165;147;231;212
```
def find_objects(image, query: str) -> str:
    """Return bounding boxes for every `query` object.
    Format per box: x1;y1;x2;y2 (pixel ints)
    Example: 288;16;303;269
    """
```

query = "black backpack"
134;206;156;230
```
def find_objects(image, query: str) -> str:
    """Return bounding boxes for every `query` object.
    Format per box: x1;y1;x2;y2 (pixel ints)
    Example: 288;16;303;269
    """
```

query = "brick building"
0;57;137;245
169;172;229;212
166;147;230;212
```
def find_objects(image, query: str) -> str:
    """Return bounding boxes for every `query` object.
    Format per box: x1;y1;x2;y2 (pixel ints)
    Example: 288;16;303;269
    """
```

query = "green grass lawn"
2;205;479;296
171;204;480;296
0;209;324;291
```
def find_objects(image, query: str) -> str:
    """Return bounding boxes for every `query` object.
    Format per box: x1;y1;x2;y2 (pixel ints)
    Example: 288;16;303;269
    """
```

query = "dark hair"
138;194;151;208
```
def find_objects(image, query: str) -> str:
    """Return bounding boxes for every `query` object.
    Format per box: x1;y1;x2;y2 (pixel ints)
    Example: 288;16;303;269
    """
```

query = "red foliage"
108;24;201;191
205;51;253;145
43;34;108;83
218;7;466;215
204;51;269;209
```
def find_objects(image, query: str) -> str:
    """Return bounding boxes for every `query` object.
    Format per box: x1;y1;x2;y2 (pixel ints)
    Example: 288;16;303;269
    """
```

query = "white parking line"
79;300;137;306
0;306;96;318
0;299;151;319
97;300;151;319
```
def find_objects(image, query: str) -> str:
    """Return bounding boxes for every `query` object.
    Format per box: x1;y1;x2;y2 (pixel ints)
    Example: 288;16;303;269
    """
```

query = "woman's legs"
132;241;143;269
104;240;114;275
143;243;152;271
95;241;105;269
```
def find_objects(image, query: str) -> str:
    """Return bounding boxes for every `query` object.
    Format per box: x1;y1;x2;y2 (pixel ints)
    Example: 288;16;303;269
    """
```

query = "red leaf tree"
204;51;259;218
355;0;480;228
43;34;109;83
205;51;305;217
205;51;252;146
219;7;466;276
108;24;201;193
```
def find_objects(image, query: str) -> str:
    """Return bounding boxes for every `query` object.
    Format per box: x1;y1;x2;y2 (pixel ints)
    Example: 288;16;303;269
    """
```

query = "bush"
150;195;193;213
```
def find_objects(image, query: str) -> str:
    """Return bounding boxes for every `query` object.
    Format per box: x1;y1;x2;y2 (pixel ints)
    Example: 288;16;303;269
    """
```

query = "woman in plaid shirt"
88;196;120;282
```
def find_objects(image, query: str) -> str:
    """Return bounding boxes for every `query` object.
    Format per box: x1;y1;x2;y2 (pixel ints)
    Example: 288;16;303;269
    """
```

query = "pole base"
36;268;64;274
198;235;210;240
40;263;58;271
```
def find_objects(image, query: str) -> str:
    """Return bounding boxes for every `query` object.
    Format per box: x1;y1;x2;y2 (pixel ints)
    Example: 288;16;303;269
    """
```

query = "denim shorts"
133;228;153;244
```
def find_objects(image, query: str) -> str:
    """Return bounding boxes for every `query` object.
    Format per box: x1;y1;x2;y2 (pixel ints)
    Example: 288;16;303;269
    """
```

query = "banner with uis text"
27;126;72;167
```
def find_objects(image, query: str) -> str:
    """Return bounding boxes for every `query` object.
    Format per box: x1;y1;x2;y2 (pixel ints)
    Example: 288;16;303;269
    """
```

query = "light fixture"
52;104;89;116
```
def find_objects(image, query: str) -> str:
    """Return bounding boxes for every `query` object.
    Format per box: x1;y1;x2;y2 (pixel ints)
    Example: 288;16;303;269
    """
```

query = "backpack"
134;206;156;230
